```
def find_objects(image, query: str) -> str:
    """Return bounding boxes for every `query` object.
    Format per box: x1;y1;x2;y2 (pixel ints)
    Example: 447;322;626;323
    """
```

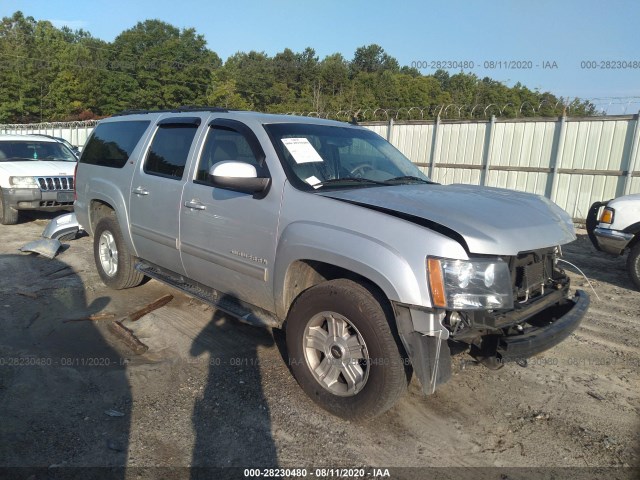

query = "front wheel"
93;214;144;289
627;242;640;290
286;279;409;420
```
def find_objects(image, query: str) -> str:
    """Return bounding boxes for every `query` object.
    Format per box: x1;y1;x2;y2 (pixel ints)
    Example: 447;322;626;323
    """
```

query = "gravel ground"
0;212;638;479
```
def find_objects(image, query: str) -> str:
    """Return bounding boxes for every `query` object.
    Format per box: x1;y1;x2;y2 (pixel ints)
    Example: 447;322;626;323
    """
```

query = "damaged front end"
447;248;589;367
395;247;589;395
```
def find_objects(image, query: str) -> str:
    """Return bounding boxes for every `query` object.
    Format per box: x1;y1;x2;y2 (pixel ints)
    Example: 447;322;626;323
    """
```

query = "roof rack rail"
111;106;231;117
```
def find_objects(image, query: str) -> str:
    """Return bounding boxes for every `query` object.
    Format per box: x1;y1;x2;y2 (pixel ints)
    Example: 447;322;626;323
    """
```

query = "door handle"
132;187;149;196
184;200;206;210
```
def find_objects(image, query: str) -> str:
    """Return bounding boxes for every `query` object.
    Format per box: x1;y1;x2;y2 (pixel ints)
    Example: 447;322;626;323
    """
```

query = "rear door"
129;117;203;275
179;118;279;311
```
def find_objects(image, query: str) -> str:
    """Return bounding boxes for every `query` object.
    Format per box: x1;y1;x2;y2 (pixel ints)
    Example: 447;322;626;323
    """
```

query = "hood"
319;184;575;255
0;160;76;177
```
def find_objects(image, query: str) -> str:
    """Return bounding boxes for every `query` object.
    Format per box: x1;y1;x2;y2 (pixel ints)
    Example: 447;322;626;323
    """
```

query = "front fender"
274;221;423;319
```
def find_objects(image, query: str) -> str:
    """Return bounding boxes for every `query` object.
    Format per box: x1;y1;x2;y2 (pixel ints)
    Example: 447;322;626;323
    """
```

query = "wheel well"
627;234;640;252
89;200;115;234
282;260;390;318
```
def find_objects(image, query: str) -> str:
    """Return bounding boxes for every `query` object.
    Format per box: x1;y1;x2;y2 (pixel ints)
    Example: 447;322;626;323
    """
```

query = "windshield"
264;123;431;190
0;141;77;162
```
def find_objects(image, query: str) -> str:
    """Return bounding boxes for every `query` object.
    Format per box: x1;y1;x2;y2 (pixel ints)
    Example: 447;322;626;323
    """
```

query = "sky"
2;0;639;114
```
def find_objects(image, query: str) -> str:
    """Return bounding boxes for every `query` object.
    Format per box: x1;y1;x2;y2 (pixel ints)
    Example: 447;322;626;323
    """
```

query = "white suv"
0;134;77;224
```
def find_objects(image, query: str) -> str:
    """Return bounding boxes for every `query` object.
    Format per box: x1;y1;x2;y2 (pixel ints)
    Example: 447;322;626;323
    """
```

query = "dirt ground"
0;212;638;479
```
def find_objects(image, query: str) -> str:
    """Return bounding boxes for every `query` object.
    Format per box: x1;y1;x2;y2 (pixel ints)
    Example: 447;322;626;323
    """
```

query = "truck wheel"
286;279;409;420
0;191;19;225
627;242;640;290
93;214;144;289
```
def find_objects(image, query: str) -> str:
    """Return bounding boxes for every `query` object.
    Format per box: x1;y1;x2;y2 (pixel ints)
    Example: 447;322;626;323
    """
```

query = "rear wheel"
93;213;144;289
627;241;640;290
0;191;19;225
286;279;409;420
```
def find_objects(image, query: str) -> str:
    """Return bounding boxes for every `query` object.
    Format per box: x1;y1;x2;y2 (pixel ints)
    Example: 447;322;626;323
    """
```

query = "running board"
135;262;280;328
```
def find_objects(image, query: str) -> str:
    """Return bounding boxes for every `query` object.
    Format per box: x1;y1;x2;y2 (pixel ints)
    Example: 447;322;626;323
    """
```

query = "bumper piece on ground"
42;212;83;240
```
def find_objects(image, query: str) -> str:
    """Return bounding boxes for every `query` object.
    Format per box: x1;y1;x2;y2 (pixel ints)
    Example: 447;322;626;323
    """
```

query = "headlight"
9;176;39;188
427;257;513;310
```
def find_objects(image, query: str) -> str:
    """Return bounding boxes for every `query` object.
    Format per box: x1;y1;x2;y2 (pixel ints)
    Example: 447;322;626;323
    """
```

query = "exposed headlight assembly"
9;176;39;188
427;257;513;310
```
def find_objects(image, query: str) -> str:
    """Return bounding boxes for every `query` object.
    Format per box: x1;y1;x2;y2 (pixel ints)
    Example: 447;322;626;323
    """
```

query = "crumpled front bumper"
497;290;590;361
395;289;589;394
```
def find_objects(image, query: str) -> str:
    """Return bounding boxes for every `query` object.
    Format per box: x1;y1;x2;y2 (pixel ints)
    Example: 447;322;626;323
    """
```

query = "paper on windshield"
305;175;322;188
282;138;324;164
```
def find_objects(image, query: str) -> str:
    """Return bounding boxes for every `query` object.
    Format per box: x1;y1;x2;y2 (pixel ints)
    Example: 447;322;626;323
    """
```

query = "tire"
286;279;409;420
0;191;19;225
93;213;144;289
627;241;640;290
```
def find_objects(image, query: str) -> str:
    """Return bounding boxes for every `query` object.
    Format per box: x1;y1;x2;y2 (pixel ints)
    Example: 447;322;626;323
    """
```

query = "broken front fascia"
392;303;450;395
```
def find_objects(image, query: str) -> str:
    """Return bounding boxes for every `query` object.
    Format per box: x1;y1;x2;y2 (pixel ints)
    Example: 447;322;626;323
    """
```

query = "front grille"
39;200;74;207
36;176;74;191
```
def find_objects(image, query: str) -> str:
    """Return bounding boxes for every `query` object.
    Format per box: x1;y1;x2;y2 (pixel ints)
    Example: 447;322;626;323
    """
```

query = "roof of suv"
105;107;353;128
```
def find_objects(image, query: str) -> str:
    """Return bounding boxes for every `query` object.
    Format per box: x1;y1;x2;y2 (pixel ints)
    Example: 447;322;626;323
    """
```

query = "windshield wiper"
383;175;436;185
314;177;387;188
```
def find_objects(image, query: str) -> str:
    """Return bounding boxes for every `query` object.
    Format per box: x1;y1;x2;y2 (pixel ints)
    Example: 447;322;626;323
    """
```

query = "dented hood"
320;184;576;255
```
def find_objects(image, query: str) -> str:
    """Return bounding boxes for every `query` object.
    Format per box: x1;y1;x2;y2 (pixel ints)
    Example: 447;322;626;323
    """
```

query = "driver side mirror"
208;161;270;194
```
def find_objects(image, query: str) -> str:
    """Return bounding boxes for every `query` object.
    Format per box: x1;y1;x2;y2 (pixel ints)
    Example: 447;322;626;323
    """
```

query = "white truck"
0;134;77;225
587;194;640;289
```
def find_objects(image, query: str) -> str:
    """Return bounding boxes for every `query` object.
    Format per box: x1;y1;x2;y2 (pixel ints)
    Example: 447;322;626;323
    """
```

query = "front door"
179;119;280;311
129;117;202;275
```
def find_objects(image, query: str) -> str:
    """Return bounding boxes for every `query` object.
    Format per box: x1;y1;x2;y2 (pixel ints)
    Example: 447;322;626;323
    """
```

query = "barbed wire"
0;97;638;129
286;98;640;120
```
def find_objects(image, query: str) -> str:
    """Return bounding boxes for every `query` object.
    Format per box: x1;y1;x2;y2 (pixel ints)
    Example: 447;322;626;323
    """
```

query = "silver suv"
75;108;589;419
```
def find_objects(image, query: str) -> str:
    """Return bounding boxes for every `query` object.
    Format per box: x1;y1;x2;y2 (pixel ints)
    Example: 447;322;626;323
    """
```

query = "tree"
350;44;399;74
0;11;595;123
107;20;221;110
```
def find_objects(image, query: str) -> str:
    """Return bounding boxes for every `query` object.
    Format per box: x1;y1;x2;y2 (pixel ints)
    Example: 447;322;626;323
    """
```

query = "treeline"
0;11;595;124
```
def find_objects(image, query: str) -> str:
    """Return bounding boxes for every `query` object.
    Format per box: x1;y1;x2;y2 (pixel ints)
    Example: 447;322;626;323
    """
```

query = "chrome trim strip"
131;224;177;249
181;241;267;281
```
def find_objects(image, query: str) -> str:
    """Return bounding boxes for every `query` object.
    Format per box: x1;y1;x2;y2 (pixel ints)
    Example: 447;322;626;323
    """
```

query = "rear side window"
144;124;198;180
80;121;150;168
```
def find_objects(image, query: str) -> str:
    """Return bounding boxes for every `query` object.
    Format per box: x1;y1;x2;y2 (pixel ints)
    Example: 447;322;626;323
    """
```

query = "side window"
80;121;150;168
195;127;261;183
144;124;198;180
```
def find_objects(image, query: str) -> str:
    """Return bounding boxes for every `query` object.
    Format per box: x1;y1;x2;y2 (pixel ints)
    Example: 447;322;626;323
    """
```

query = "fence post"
623;111;640;196
428;115;441;179
549;114;568;202
480;115;496;186
386;117;394;142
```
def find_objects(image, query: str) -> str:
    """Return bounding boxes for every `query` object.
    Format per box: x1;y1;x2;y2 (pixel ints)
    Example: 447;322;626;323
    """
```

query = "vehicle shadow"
190;298;279;475
0;253;130;475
